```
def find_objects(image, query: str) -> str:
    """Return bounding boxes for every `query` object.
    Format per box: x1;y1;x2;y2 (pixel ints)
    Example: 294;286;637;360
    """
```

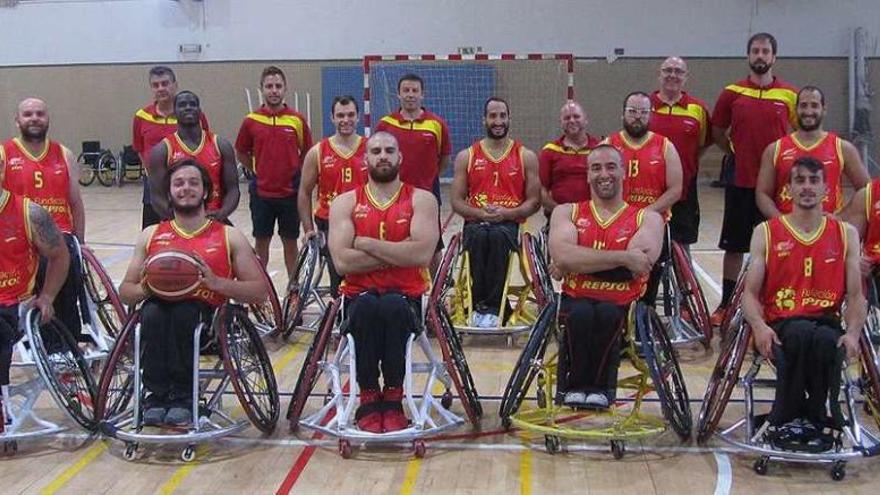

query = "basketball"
143;250;202;300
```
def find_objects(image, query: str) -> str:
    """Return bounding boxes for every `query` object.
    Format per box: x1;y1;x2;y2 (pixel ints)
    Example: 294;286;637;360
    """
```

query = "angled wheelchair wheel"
719;267;748;344
499;300;556;427
522;232;553;308
429;303;482;423
81;246;127;338
249;263;283;338
25;309;98;430
95;311;139;422
696;317;751;443
96;152;118;187
670;242;712;342
432;232;461;298
77;153;97;186
636;303;692;439
281;236;321;339
859;322;880;429
219;305;280;434
286;297;341;428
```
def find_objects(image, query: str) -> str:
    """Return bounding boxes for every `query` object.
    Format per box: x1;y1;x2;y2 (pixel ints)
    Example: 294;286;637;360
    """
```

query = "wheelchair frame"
77;141;118;187
282;234;332;339
652;228;712;346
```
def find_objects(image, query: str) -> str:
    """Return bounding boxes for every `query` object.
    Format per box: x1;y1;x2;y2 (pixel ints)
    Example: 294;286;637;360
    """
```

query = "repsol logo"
0;277;21;288
802;297;836;308
579;280;629;291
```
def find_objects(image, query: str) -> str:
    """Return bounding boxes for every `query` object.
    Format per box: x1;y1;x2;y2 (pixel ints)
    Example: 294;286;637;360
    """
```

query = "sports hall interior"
1;1;880;494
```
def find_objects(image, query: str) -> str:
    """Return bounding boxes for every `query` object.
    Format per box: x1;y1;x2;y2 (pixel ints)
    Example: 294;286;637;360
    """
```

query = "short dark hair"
790;156;825;182
397;73;424;93
331;95;359;114
484;97;509;116
622;91;651;111
149;66;176;82
747;32;778;55
174;90;200;108
797;86;826;106
260;65;286;86
166;159;213;204
587;143;623;164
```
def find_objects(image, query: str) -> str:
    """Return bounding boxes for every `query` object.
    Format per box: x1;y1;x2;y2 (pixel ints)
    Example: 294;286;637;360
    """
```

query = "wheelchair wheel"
670;242;712;342
286;297;341;428
696;318;751;443
429;303;483;423
432;233;460;298
249;263;283;338
25;309;98;431
96;152;118;187
859;324;880;429
95;312;139;422
522;232;553;308
636;303;692;439
77;153;96;186
499;301;556;427
719;268;747;344
80;246;127;338
281;236;321;340
219;305;280;434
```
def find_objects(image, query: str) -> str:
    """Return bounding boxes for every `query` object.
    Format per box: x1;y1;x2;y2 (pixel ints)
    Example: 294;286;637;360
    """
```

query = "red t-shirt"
131;102;210;159
0;193;38;306
465;140;527;221
314;136;368;220
771;132;845;214
538;134;602;204
606;131;671;215
864;179;880;264
712;77;798;188
649;91;710;199
235;104;312;198
375;108;452;192
0;138;74;233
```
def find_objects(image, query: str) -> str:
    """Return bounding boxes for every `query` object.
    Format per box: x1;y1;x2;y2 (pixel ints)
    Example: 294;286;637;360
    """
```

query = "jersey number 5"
34;171;44;189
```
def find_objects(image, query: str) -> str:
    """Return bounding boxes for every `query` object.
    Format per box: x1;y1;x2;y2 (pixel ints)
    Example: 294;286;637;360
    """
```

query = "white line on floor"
693;260;722;296
713;452;733;495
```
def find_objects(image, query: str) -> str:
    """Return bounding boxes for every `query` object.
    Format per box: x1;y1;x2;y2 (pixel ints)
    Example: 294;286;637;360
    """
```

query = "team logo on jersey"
575;217;591;228
774;287;796;311
7;157;23;168
321;156;336;165
472;158;487;170
353;203;371;218
153;232;175;241
774;239;794;257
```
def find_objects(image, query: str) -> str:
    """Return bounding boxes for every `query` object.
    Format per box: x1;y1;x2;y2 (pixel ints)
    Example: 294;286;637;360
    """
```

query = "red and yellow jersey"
862;179;880;264
0;138;74;233
465;139;527;221
163;131;224;212
538;134;603;204
376;108;451;192
563;201;647;304
315;136;368;220
131;102;210;159
761;215;846;323
649;91;711;199
772;132;845;214
606;131;670;214
0;193;38;306
146;219;232;307
340;184;430;298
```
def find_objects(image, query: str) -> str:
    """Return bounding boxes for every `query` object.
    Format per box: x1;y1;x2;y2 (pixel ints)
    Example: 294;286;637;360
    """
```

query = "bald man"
0;98;88;340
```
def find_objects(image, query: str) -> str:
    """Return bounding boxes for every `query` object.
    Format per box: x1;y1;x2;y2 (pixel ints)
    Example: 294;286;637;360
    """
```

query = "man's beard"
20;124;48;141
485;123;509;140
797;115;822;132
170;196;204;215
369;163;398;183
623;121;647;139
750;60;772;75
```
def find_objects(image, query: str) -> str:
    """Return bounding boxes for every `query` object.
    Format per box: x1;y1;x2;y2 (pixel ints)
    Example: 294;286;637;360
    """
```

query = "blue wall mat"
320;66;366;137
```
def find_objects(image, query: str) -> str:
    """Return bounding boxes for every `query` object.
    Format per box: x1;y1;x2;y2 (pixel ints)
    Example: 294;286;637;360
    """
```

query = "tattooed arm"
28;201;70;322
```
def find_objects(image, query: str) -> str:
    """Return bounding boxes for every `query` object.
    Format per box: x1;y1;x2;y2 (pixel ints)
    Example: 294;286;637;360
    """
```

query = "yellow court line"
519;448;532;495
40;442;108;495
399;458;422;495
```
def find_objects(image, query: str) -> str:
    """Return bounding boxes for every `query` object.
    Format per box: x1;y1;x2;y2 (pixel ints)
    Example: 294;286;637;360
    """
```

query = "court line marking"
713;452;733;495
519;447;532;495
693;259;722;296
39;442;108;495
400;458;422;495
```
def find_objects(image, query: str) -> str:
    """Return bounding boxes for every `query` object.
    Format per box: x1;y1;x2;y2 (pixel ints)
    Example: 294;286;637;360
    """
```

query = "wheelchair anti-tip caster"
831;461;846;481
413;440;426;458
3;440;18;455
611;440;626;460
753;456;769;475
441;391;453;409
123;442;138;461
181;445;196;462
338;439;352;459
544;435;561;454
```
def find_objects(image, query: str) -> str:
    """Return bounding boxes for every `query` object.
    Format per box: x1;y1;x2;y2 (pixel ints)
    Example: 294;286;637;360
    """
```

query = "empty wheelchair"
77;141;118;187
499;299;691;458
286;294;482;459
118;145;144;186
95;303;279;462
281;234;333;339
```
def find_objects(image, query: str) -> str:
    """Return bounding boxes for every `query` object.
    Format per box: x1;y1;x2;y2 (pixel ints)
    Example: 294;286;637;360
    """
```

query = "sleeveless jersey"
772;132;845;214
0;193;38;306
0;138;74;233
466;140;527;221
340;184;430;298
862;179;880;264
563;201;647;304
315;136;367;220
146;219;232;307
607;131;670;214
761;216;847;323
163;132;224;212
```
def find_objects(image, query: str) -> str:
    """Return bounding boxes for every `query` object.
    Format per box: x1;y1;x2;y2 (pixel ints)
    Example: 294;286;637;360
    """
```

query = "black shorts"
670;179;700;245
249;184;300;240
719;185;764;253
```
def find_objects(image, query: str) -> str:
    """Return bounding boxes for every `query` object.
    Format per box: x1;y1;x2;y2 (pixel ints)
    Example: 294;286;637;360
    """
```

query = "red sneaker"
356;389;383;434
357;411;384;433
381;386;409;432
709;306;727;328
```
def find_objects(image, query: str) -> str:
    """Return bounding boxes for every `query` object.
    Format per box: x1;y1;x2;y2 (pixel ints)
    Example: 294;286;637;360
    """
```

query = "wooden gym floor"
2;180;879;495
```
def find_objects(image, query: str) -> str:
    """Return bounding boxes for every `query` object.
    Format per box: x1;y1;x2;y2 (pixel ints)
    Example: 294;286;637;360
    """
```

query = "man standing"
711;33;798;325
236;66;312;278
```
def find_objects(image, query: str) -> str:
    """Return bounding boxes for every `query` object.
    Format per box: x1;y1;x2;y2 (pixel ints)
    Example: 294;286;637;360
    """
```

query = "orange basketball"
144;250;202;300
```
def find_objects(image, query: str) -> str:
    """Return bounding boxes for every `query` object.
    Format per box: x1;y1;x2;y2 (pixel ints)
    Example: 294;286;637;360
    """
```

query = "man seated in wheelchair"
118;159;267;427
328;131;439;433
0;184;70;422
450;98;540;328
548;144;663;408
742;156;864;451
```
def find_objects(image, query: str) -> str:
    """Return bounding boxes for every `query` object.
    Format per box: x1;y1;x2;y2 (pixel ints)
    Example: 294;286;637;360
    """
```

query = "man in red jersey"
538;101;602;214
650;57;712;248
842;174;880;294
549;144;663;408
743;156;864;443
328;132;438;433
148;91;239;224
712;33;799;325
298;95;367;296
451;97;540;328
132;66;210;228
376;73;451;270
120;160;266;427
1;98;88;341
756;86;868;218
236;66;313;279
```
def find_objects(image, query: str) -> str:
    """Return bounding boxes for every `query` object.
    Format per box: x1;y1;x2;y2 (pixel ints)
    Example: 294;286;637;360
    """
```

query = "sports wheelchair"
281;234;333;339
77;141;118;187
286;291;482;459
499;298;692;458
95;302;279;462
696;318;880;481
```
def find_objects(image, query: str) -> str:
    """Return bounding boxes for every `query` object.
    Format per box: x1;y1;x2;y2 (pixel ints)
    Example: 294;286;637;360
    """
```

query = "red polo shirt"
375;108;451;192
712;76;798;188
131;102;210;161
235;104;312;198
538;134;602;204
650;91;710;199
